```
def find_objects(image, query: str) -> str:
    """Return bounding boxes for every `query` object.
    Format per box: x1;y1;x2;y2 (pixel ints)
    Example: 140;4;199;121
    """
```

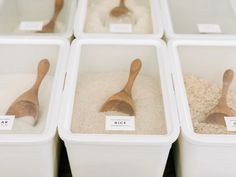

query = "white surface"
59;39;179;177
169;39;236;177
74;0;163;39
0;38;69;177
162;0;236;39
0;0;76;38
0;0;3;7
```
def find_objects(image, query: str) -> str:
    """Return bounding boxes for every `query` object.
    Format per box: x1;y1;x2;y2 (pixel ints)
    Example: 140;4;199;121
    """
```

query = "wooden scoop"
205;69;236;126
100;59;142;116
6;59;50;126
110;0;130;17
38;0;64;33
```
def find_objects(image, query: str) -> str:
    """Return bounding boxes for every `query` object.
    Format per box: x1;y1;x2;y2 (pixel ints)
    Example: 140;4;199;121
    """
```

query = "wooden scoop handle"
120;0;125;7
219;69;234;105
51;0;64;22
124;59;142;95
32;59;50;92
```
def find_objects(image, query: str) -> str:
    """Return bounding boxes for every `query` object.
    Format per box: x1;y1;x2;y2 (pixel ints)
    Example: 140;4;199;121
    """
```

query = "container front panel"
66;143;171;177
175;135;236;177
0;140;58;177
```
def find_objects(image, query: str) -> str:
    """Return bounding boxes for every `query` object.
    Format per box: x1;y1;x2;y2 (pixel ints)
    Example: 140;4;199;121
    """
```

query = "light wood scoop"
38;0;64;33
110;0;130;17
205;69;236;126
6;59;50;126
100;59;142;116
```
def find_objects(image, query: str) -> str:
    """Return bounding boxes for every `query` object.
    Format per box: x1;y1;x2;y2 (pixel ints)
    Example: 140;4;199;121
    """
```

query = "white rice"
71;72;167;135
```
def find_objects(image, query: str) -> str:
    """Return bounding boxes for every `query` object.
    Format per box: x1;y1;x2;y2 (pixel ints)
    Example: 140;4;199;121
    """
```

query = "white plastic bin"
169;39;236;177
161;0;236;39
0;0;76;38
74;0;163;39
58;38;179;177
0;38;69;177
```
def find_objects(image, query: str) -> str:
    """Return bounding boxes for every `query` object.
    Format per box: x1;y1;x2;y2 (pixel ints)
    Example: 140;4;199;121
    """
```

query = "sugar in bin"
0;37;69;177
161;0;236;39
0;0;76;39
169;39;236;177
58;38;179;177
74;0;163;39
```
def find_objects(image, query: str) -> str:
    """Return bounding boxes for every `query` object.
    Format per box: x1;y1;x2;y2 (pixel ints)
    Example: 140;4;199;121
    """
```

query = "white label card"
198;24;222;34
224;117;236;131
109;23;132;33
106;116;135;131
0;115;15;130
19;21;43;31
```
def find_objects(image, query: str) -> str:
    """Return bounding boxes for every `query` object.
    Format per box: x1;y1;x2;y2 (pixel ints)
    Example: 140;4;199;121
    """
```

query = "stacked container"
169;39;236;177
59;38;179;177
159;0;236;176
0;38;69;177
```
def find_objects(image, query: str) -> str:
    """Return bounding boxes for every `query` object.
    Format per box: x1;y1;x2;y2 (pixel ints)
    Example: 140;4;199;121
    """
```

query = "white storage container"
0;38;69;177
58;38;179;177
0;0;76;38
169;39;236;177
74;0;163;39
161;0;236;39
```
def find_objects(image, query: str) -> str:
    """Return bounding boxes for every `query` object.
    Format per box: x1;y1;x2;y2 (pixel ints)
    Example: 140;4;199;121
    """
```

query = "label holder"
105;116;135;131
0;115;15;130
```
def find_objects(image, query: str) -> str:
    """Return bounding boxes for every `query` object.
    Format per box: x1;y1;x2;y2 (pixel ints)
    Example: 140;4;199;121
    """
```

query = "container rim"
0;37;70;144
168;39;236;146
58;38;180;145
73;0;164;39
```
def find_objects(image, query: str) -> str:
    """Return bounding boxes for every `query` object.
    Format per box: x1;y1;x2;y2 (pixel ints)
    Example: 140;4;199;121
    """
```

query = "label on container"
105;116;135;131
109;23;132;33
224;117;236;131
197;24;222;34
18;21;43;31
0;115;15;130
